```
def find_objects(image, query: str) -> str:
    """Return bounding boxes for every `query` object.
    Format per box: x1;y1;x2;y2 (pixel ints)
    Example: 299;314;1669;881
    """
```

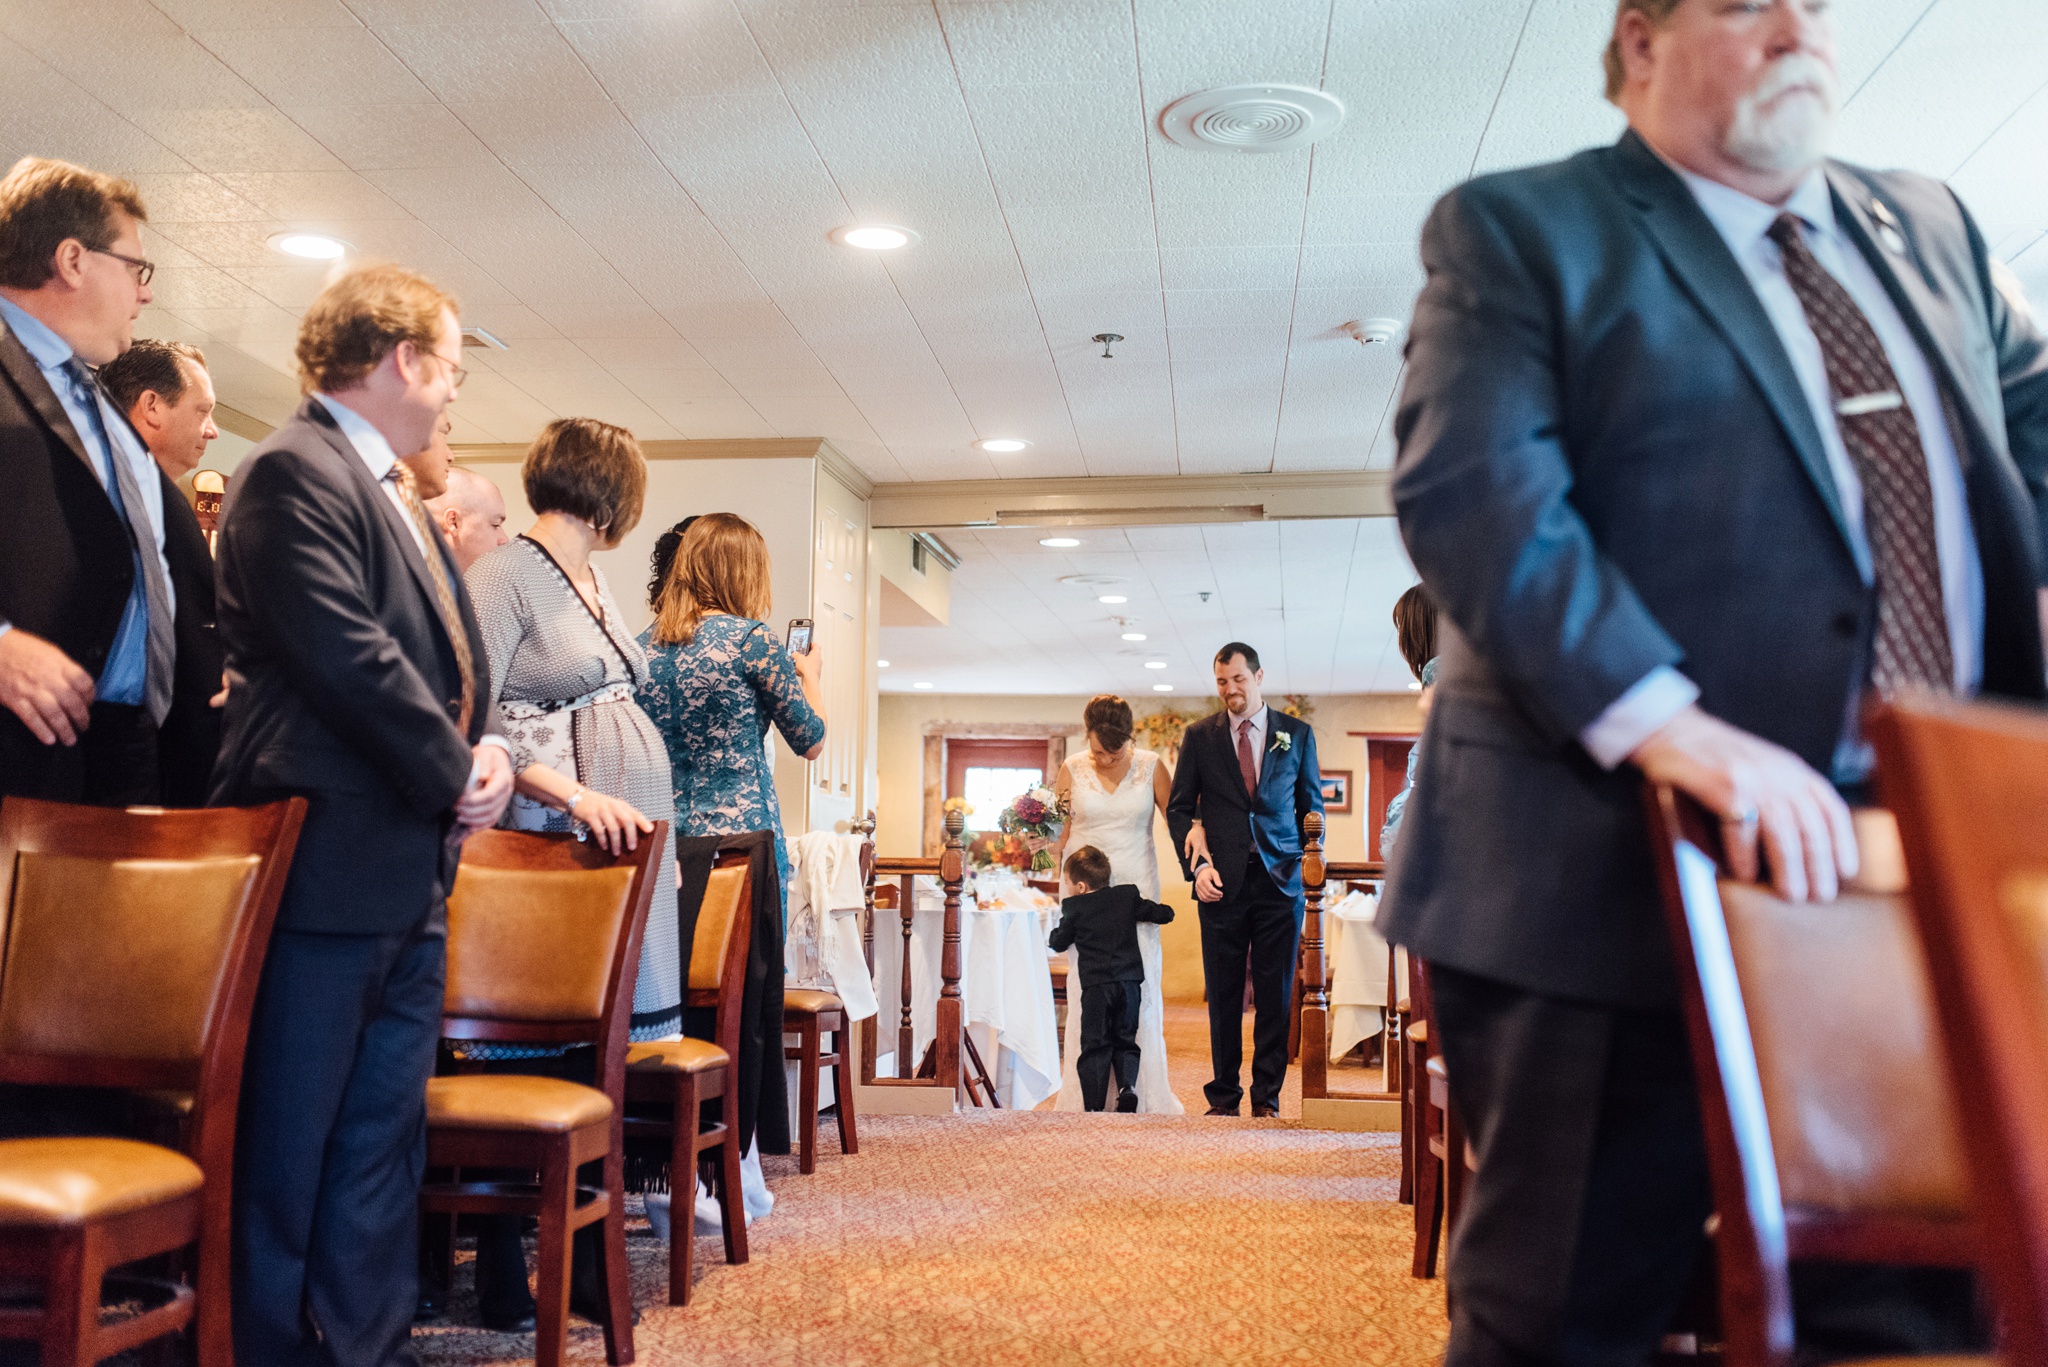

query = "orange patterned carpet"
414;1005;1447;1366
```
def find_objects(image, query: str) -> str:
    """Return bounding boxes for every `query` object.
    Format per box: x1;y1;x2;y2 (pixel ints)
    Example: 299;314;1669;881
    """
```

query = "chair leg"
534;1142;575;1367
719;1068;748;1267
598;1133;635;1365
39;1227;94;1367
830;1022;858;1156
669;1071;698;1307
1413;1126;1444;1280
797;1017;821;1175
1445;1102;1471;1270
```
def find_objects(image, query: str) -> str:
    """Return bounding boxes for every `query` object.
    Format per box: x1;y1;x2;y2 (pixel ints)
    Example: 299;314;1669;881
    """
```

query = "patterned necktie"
66;359;174;725
388;463;475;736
1766;214;1953;694
1236;718;1258;798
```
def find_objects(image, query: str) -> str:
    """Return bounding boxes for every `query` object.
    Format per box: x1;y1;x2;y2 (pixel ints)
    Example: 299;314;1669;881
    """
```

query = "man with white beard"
1378;0;2048;1361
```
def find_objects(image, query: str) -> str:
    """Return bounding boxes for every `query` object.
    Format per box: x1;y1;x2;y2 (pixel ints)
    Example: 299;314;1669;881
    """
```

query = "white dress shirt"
1580;163;1984;771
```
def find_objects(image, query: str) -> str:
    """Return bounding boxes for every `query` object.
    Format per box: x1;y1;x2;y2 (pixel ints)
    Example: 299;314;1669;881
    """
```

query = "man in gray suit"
1379;0;2048;1362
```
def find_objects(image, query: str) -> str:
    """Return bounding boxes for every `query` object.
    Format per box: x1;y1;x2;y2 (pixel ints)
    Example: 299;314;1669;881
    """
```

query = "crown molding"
867;469;1394;529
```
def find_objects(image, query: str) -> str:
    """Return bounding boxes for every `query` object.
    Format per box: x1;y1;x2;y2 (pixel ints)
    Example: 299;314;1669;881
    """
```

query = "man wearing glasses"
0;155;171;805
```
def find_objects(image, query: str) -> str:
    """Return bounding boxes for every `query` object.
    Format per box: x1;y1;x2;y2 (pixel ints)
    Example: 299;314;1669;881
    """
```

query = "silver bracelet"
565;787;584;815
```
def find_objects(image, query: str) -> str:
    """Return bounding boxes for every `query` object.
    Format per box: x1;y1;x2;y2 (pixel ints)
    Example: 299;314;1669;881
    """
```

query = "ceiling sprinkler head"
1092;333;1123;359
1342;318;1403;346
1197;591;1212;603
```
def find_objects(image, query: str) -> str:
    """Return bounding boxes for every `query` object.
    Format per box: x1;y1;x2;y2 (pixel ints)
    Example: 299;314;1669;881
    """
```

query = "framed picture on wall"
1318;769;1352;814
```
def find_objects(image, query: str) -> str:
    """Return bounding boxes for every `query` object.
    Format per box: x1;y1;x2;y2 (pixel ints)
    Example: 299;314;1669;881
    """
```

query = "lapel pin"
1870;198;1907;254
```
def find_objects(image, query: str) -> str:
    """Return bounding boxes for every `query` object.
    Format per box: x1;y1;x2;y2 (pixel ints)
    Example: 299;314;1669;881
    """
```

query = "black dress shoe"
1252;1104;1279;1118
479;1303;537;1333
1116;1089;1139;1113
1204;1105;1240;1116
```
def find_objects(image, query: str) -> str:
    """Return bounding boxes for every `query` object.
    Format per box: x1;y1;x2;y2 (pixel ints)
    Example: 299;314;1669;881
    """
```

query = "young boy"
1048;845;1175;1112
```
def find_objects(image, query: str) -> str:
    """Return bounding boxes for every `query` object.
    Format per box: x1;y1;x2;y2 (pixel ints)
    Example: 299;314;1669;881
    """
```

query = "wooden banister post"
1299;811;1330;1102
936;806;966;1102
897;872;916;1080
853;811;877;1086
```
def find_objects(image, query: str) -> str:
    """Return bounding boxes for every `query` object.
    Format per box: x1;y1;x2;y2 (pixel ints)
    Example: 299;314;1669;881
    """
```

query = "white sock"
740;1140;773;1223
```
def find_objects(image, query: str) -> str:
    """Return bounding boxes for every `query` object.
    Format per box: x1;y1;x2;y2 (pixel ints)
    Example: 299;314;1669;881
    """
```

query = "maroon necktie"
1236;718;1258;798
1766;213;1952;694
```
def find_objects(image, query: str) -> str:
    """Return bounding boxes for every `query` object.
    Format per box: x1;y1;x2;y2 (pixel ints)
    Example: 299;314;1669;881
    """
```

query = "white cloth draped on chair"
786;830;879;1023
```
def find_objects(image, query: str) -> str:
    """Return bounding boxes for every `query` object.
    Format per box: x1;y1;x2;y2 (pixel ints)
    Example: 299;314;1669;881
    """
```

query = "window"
959;767;1044;833
943;738;1050;834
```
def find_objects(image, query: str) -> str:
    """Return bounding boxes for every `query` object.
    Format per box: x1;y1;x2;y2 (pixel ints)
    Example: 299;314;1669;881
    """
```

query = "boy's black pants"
1078;977;1143;1111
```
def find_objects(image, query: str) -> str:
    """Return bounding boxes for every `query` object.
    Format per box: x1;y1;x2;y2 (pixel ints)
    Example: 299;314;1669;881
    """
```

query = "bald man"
426;465;508;573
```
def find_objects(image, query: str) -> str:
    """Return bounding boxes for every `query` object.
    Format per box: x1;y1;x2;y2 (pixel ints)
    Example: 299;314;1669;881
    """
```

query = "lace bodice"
1062;749;1163;899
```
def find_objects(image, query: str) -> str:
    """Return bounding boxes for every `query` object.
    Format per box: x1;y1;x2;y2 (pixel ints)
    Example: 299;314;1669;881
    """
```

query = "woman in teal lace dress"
637;513;826;908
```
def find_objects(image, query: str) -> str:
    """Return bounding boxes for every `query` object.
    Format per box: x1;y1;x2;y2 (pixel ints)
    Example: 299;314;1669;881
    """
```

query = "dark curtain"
673;829;790;1156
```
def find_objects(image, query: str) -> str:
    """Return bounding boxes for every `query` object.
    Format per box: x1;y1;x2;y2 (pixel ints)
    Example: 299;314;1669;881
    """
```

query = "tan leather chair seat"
1407;1019;1428;1047
0;1138;202;1226
783;989;844;1016
626;1037;729;1074
426;1075;611;1133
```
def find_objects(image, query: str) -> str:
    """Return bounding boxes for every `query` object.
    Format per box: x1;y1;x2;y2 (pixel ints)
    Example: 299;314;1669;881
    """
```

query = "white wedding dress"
1053;749;1184;1114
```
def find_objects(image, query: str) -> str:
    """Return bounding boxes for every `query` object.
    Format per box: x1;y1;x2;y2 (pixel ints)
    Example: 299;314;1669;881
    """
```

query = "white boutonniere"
1269;731;1292;755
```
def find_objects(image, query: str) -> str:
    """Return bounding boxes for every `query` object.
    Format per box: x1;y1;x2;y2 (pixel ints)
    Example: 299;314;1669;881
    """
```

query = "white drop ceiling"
880;518;1423;696
1;0;2043;488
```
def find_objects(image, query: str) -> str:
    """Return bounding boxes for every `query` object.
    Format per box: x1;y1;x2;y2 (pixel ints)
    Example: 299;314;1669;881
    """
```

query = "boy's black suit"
1049;885;1173;1111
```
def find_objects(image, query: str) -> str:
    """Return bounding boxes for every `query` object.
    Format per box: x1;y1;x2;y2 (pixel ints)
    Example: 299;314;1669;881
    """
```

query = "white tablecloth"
867;873;1061;1110
1328;889;1392;1060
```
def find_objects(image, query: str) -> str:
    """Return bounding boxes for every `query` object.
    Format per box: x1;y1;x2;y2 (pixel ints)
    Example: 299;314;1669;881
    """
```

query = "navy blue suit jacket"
1166;707;1325;904
1378;130;2048;1010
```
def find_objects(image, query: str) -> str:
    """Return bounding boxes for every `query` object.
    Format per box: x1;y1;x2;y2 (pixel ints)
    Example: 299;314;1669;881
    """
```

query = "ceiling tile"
284;103;502;169
128;107;343;173
195;26;435;105
373;22;607;105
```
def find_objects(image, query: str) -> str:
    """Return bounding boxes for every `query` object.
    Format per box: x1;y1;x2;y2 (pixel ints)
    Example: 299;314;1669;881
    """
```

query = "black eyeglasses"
418;348;468;390
90;247;154;287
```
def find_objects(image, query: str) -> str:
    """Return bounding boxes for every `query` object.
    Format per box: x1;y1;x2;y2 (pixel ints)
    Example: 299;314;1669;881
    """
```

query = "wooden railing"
1297;811;1394;1105
858;806;966;1100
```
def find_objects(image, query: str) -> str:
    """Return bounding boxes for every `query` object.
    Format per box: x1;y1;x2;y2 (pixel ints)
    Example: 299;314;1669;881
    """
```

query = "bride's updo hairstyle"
1083;694;1134;752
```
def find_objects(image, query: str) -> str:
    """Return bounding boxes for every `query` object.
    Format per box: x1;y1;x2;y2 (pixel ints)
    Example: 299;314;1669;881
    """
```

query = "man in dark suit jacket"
1167;643;1324;1117
100;338;225;806
1380;1;2048;1362
213;262;511;1367
0;157;174;806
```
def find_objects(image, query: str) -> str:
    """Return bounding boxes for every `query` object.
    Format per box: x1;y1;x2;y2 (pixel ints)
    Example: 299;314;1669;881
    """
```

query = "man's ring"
1725;802;1759;830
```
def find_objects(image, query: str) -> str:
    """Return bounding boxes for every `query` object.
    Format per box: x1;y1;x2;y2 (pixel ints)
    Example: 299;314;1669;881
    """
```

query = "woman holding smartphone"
637;511;825;917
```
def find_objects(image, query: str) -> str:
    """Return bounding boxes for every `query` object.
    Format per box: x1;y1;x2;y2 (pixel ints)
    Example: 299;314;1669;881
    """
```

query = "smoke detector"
1341;318;1403;346
1160;84;1347;153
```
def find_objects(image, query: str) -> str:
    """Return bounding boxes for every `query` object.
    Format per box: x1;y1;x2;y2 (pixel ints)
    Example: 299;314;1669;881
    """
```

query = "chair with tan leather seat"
0;796;304;1367
783;986;857;1175
1645;787;1979;1367
1875;695;2048;1366
419;824;663;1367
622;847;751;1305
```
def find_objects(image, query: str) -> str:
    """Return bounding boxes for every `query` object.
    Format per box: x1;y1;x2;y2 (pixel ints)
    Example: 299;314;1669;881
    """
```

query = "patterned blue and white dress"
636;613;826;915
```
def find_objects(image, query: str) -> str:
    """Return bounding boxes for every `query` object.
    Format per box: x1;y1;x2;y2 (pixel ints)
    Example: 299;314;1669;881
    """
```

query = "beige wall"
876;689;1423;1000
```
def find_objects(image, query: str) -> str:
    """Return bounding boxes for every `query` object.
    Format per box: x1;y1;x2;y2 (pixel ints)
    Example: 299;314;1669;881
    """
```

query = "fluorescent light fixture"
1153;683;1174;692
1144;660;1167;669
877;659;891;668
1121;632;1147;642
913;681;934;690
831;224;918;250
977;438;1030;453
268;232;348;260
1039;536;1080;548
1098;594;1128;604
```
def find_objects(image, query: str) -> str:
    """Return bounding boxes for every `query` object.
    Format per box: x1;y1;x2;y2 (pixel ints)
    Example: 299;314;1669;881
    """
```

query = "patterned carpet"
414;1005;1448;1366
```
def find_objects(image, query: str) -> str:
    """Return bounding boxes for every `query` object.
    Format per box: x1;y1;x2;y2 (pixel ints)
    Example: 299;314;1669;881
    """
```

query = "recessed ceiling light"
831;224;919;250
1039;536;1080;548
978;438;1031;453
268;231;348;260
1121;632;1147;642
1098;594;1128;604
877;659;891;668
1153;683;1174;692
1144;660;1168;669
913;681;934;690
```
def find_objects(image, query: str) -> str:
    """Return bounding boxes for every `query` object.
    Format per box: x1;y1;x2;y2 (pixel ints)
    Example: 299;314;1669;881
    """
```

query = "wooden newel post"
1299;810;1330;1102
897;870;915;1079
852;811;878;1086
936;806;966;1101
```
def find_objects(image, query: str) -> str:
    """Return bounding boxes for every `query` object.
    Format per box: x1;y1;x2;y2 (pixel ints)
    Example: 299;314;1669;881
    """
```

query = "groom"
1168;643;1324;1116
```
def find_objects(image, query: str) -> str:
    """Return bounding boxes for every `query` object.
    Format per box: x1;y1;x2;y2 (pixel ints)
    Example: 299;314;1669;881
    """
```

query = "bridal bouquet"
997;786;1067;873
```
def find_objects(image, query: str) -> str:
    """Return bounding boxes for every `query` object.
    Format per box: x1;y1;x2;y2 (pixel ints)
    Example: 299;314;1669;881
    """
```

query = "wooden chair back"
443;825;664;1104
1644;786;1969;1367
687;851;755;1059
1873;694;2048;1365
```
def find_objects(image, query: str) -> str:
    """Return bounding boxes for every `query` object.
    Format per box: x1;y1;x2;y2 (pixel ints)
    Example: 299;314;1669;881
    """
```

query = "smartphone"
786;618;814;655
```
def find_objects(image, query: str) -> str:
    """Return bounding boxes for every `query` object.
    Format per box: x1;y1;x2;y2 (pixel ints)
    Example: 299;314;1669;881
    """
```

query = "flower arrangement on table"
973;786;1067;874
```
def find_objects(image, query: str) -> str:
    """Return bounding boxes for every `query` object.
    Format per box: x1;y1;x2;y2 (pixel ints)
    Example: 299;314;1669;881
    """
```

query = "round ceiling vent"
1057;574;1129;589
1160;84;1346;153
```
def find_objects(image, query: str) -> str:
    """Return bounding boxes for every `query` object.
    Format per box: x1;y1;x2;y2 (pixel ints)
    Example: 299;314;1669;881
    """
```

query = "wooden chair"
420;825;663;1367
1027;877;1068;1051
622;849;752;1305
1874;694;2048;1365
783;990;858;1174
1407;957;1471;1281
1645;786;1974;1367
0;796;304;1367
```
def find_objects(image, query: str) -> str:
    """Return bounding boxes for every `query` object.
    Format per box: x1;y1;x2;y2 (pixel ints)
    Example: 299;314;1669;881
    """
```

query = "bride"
1049;694;1184;1114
